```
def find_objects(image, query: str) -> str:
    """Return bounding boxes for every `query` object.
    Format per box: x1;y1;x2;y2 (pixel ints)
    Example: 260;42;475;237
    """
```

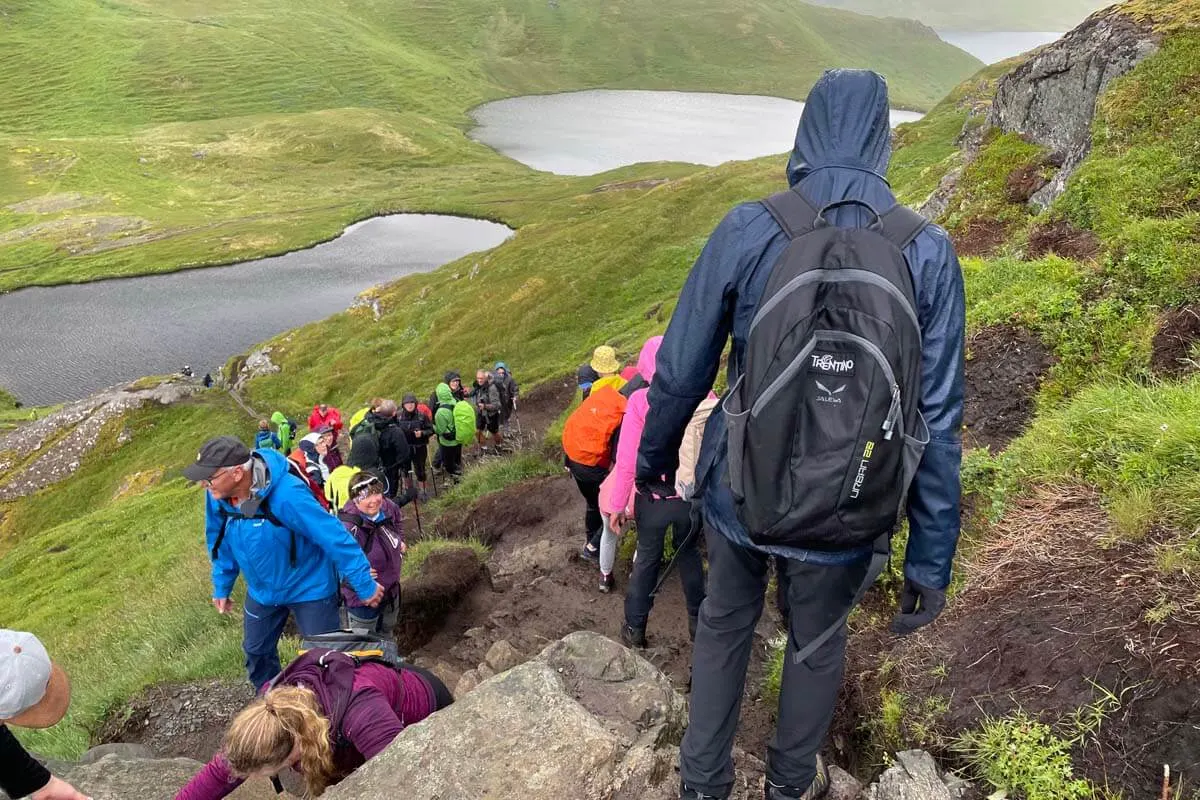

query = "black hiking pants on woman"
440;443;462;478
566;457;607;550
625;494;706;631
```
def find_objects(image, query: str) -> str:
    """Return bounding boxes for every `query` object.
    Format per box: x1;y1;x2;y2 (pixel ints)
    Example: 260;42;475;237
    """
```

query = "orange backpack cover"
562;386;627;469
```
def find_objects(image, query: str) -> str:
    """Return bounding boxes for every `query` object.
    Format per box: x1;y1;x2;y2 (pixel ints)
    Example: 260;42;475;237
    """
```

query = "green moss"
943;131;1046;241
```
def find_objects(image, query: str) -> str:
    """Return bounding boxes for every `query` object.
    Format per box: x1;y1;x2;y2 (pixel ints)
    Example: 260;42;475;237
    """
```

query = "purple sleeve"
340;688;405;761
174;753;244;800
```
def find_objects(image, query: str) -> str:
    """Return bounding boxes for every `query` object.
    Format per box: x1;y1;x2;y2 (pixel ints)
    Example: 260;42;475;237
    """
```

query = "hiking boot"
680;781;726;799
621;624;647;649
579;544;600;563
599;573;615;593
764;756;830;800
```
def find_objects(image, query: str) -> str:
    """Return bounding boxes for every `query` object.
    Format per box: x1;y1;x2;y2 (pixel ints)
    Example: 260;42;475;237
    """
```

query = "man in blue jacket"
185;436;384;689
637;70;965;800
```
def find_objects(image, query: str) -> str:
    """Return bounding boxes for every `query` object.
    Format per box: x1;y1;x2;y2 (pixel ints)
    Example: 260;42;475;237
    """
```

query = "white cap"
0;630;52;719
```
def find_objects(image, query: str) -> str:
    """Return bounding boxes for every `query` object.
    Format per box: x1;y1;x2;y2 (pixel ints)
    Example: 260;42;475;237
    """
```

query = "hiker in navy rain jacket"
190;438;384;690
636;70;965;800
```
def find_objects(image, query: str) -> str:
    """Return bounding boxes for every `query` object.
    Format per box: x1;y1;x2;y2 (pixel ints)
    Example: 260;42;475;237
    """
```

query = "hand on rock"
889;578;946;636
32;775;92;800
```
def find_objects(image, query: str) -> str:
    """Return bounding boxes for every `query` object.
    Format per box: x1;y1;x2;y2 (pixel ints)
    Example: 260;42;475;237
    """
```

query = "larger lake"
0;215;512;405
937;30;1062;64
469;90;924;176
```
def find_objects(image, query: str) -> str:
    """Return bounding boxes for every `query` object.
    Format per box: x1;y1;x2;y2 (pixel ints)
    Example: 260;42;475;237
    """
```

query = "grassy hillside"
803;0;1111;31
0;0;980;291
6;4;1200;794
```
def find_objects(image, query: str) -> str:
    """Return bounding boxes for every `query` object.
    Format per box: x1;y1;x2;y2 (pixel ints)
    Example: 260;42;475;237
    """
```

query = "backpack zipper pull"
881;384;901;441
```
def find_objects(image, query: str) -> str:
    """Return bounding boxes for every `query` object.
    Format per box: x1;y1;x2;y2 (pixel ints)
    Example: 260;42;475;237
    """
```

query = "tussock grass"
402;536;490;580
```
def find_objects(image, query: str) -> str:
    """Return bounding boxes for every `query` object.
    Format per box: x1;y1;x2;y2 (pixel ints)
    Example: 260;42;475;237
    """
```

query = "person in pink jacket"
600;336;707;648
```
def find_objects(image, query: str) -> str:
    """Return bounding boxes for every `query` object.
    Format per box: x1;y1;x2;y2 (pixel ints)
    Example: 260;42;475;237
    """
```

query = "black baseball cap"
183;436;252;482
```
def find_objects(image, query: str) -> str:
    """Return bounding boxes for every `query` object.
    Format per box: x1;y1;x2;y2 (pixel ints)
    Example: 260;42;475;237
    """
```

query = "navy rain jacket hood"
637;69;965;589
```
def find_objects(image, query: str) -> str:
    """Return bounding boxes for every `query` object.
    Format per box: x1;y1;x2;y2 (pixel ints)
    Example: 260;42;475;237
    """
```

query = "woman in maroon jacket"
339;472;407;635
174;650;452;799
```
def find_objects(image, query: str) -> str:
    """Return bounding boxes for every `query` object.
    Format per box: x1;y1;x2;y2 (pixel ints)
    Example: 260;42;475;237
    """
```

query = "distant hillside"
0;0;980;291
803;0;1112;31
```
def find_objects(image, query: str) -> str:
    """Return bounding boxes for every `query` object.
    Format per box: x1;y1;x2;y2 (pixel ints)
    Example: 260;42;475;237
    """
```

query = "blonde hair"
224;685;335;797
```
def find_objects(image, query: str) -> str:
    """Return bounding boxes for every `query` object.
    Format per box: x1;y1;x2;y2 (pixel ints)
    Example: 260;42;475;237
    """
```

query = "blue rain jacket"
637;69;965;590
206;447;376;606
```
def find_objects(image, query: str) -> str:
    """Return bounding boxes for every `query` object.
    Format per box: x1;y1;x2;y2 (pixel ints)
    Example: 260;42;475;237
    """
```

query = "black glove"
396;485;419;507
889;578;946;636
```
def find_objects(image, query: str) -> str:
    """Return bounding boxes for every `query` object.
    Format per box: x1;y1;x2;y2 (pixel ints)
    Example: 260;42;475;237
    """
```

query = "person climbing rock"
397;394;435;497
308;403;343;446
468;369;502;451
636;70;965;800
254;419;282;451
493;362;519;431
347;400;410;497
187;436;385;690
433;383;464;484
174;649;453;800
338;472;410;638
0;630;92;800
270;411;297;454
599;336;707;644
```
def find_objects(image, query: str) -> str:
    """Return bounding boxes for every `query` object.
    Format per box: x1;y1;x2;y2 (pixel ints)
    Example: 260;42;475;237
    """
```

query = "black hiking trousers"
440;443;462;478
681;530;869;798
566;457;607;550
624;494;705;630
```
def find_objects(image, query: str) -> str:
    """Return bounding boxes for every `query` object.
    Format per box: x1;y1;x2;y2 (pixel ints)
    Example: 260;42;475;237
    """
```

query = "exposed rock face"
327;631;689;800
988;7;1158;209
0;379;201;499
232;347;279;390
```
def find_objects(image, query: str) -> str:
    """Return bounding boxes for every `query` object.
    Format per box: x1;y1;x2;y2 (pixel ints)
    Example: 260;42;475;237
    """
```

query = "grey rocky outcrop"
0;379;201;499
864;750;969;800
920;7;1158;218
328;630;690;800
232;347;279;391
988;7;1159;209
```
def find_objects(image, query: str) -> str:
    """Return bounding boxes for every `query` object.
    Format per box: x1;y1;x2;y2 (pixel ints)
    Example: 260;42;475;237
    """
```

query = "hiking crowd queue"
3;71;965;800
559;69;966;800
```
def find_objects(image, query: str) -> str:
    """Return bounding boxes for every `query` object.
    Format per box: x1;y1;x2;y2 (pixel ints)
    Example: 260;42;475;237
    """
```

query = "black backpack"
723;189;932;666
724;189;930;552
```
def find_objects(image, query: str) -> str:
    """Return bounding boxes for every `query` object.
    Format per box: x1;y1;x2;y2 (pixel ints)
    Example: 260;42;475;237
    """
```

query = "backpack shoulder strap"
211;507;234;561
878;205;928;251
760;188;820;240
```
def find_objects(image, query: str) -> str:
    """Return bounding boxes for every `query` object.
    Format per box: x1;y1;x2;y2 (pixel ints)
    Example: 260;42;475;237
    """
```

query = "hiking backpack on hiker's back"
452;400;475;446
722;189;930;552
562;385;627;469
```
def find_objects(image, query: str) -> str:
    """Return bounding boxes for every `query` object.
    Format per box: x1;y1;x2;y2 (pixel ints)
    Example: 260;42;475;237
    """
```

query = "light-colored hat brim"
7;662;71;729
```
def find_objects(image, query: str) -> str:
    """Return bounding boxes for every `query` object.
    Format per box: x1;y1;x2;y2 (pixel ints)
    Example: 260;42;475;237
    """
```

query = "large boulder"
987;7;1158;209
55;754;281;800
326;631;688;800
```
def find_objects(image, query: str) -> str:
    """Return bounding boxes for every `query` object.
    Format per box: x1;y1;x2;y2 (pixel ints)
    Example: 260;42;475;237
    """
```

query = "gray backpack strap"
761;188;821;240
790;531;890;666
878;205;928;251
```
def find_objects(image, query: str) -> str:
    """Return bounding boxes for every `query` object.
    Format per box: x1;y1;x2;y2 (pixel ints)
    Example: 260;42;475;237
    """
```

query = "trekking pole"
648;502;703;599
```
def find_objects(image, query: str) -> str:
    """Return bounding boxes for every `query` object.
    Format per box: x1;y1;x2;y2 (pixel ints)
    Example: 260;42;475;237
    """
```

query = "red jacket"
309;405;343;433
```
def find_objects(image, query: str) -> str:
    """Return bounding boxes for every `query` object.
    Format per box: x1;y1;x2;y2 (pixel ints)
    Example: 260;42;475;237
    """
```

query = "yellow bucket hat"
590;345;620;375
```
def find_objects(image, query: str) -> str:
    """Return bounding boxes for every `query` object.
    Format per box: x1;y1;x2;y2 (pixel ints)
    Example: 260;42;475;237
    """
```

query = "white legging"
599;513;622;575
